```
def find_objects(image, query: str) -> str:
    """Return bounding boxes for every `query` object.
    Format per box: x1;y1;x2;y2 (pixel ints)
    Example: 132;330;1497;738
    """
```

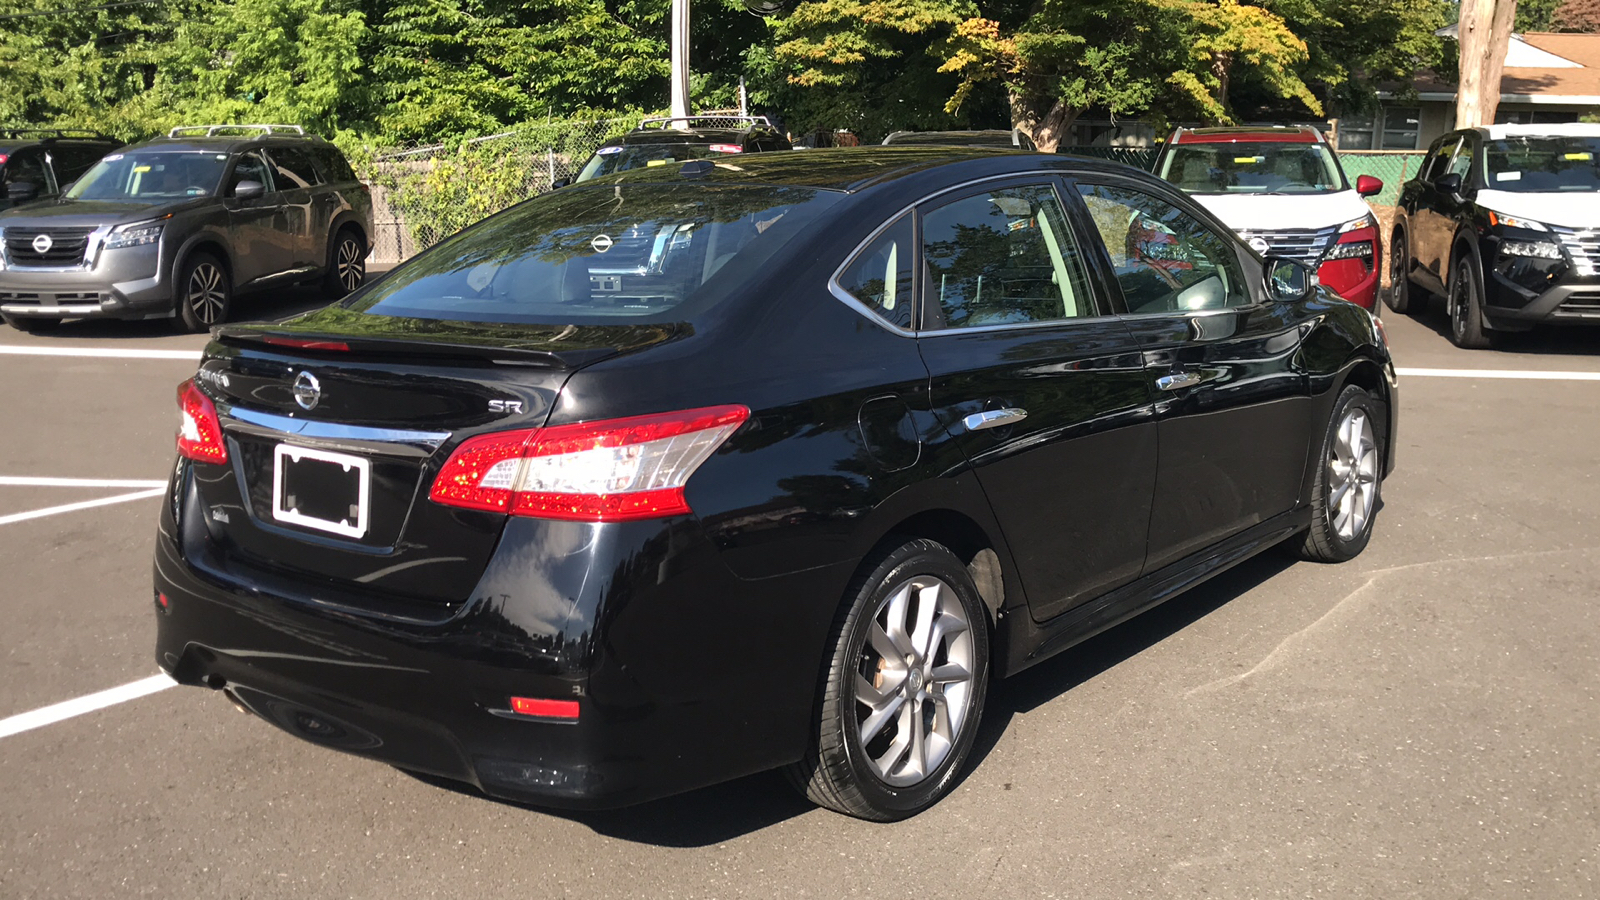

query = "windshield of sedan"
1486;137;1600;192
1160;143;1345;194
350;182;841;325
575;143;736;182
63;150;230;202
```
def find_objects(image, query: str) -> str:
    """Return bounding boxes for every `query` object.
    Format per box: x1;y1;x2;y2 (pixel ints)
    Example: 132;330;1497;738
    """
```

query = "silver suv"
0;124;373;333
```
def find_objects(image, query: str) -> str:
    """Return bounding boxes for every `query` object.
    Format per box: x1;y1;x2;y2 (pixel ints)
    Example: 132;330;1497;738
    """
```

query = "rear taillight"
176;378;228;464
429;405;749;521
263;336;349;351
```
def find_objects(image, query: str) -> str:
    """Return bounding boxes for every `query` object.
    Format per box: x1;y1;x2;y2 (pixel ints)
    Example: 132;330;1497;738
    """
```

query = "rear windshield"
1161;142;1345;194
350;182;840;325
1486;137;1600;192
64;150;230;202
575;143;745;182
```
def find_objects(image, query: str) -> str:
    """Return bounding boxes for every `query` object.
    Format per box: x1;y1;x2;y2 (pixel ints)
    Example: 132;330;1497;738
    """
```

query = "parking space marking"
0;488;165;527
0;477;167;489
1397;366;1600;382
0;675;175;740
0;345;201;361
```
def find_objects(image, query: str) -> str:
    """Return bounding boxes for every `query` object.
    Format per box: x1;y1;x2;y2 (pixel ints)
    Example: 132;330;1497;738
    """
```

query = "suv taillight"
428;405;749;521
177;379;228;464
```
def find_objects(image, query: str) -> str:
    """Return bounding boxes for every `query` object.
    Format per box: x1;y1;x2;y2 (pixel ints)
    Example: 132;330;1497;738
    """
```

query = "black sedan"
153;148;1398;820
1388;124;1600;348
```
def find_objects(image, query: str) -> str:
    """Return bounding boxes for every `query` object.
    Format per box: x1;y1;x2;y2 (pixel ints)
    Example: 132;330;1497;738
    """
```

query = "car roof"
123;135;333;153
611;129;764;146
1172;125;1324;144
1476;122;1600;141
0;135;120;154
882;130;1029;147
577;146;1149;194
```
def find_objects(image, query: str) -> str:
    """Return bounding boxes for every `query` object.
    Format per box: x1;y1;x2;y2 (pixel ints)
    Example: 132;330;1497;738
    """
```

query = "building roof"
1402;31;1600;103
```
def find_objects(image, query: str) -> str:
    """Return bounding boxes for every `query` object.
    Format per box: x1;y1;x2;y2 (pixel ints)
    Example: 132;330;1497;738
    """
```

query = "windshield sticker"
646;159;668;167
596;146;623;155
134;166;151;173
1496;171;1522;181
1565;152;1593;161
466;263;495;292
103;154;124;162
1234;156;1263;164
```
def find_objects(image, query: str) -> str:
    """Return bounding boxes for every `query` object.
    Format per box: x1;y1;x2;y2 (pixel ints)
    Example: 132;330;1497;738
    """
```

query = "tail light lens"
176;378;228;464
429;405;749;521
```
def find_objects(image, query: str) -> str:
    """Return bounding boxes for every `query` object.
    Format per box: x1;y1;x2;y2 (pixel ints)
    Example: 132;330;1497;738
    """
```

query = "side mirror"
1266;256;1317;302
232;180;265;201
550;177;572;189
1434;172;1463;198
7;181;39;203
1355;174;1383;197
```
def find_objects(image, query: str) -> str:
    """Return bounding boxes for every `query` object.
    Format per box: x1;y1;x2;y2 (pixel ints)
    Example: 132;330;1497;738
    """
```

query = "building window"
1380;107;1421;150
1338;112;1376;151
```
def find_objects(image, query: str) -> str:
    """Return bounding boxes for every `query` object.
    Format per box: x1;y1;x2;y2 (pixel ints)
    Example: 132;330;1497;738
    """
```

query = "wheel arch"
850;508;1013;626
175;234;234;285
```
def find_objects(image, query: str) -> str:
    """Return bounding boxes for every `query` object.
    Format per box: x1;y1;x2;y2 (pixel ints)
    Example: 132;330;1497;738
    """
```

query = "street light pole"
670;0;690;121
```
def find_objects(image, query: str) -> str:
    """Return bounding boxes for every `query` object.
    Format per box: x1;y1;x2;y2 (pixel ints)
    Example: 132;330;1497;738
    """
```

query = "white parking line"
0;345;200;361
1398;367;1600;381
0;476;167;489
0;488;165;527
0;675;176;740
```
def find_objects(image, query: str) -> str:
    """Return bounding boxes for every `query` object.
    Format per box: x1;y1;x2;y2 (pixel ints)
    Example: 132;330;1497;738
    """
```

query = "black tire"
1384;228;1414;314
2;314;61;333
175;252;231;333
786;538;991;821
1298;385;1383;563
1447;248;1492;349
323;228;366;298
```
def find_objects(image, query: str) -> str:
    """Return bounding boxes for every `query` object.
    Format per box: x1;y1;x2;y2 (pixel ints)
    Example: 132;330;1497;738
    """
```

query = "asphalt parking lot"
2;292;1598;900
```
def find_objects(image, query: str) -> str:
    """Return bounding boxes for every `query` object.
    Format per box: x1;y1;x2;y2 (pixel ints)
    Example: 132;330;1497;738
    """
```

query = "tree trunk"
1213;52;1235;124
1457;0;1518;128
1010;92;1077;153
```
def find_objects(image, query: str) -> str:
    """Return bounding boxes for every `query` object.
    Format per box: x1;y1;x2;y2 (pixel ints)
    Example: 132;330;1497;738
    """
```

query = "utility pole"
670;0;690;121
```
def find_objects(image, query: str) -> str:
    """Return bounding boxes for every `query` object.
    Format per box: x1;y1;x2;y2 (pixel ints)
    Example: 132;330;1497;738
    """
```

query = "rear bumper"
153;463;841;809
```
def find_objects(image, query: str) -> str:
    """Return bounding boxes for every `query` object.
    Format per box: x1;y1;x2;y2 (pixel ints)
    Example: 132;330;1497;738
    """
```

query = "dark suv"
0;129;122;212
1389;123;1600;348
568;116;791;184
0;124;373;333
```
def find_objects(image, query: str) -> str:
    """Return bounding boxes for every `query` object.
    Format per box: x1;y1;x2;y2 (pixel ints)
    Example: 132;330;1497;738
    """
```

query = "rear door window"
918;183;1098;329
268;147;323;189
351;184;842;325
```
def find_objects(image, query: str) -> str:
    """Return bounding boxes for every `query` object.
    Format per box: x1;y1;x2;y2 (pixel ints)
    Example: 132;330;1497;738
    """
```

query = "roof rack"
0;128;116;141
637;115;774;131
167;124;307;139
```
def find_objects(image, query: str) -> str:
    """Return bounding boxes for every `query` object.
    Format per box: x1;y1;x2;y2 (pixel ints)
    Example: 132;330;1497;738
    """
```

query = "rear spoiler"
212;325;645;369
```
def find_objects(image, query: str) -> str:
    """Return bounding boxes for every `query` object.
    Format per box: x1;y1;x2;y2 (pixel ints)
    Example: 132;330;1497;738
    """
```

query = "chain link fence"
1338;151;1425;208
347;115;641;263
1058;146;1160;171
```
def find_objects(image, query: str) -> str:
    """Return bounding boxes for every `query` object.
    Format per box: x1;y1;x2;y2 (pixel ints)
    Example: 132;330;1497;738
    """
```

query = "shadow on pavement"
1389;296;1600;357
405;548;1301;845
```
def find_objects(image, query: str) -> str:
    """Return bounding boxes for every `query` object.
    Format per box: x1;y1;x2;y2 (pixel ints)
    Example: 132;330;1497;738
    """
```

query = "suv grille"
4;227;92;267
1551;226;1600;276
1235;226;1338;267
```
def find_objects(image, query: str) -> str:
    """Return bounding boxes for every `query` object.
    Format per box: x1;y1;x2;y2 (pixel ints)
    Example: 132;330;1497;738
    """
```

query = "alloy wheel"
854;575;976;788
187;263;227;326
1327;405;1379;541
1390;237;1406;304
337;237;365;292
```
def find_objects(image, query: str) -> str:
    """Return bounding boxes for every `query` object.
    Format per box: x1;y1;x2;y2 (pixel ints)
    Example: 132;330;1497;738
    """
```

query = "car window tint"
837;215;915;328
54;145;109;183
1447;138;1474;181
269;147;322;188
1424;137;1459;182
920;184;1096;329
314;146;357;182
1075;182;1248;314
229;152;273;194
2;148;52;191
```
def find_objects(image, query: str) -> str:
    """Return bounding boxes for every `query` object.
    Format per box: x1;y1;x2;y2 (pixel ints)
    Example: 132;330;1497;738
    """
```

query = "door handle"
963;408;1028;432
1156;371;1202;391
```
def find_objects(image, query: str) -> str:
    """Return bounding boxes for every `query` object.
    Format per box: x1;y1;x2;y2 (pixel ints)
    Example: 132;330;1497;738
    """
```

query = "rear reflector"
176;379;228;464
429;404;749;521
510;696;580;719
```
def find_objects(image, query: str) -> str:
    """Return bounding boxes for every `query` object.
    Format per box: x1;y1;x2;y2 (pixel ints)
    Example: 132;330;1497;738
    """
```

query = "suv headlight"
104;221;164;250
1337;214;1375;233
1487;210;1547;232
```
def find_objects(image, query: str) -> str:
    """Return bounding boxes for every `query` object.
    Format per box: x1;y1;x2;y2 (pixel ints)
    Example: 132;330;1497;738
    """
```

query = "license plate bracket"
271;444;370;539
